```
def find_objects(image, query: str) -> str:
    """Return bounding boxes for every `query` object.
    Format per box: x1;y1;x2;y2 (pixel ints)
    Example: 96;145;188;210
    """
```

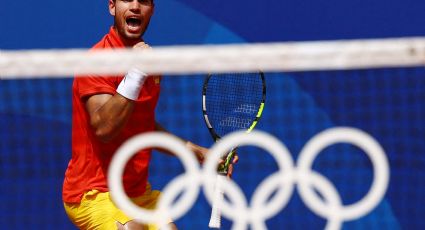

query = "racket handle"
208;174;226;229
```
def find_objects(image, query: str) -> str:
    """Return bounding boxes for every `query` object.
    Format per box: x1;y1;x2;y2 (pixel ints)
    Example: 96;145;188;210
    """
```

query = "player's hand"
117;41;149;100
184;141;238;178
133;41;152;50
220;153;239;178
185;141;208;164
132;41;162;80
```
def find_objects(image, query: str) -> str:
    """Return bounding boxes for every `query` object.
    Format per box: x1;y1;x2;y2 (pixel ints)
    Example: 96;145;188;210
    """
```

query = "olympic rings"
296;127;390;222
108;127;390;230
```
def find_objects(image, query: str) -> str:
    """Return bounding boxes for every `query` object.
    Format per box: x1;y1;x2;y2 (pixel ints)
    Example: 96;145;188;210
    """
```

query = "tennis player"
62;0;224;229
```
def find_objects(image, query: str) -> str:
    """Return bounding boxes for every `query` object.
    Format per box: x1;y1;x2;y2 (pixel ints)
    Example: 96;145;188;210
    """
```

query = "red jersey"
63;27;161;203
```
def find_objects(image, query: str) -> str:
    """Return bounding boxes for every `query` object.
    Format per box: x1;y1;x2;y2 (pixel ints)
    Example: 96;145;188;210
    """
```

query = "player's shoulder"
90;32;112;50
91;37;107;50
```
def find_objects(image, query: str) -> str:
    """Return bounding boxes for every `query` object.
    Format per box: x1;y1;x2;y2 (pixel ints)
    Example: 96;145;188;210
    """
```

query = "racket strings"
205;73;264;137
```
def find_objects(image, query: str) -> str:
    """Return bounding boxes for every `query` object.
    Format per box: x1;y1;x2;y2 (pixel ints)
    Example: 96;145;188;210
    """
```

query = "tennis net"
1;38;424;229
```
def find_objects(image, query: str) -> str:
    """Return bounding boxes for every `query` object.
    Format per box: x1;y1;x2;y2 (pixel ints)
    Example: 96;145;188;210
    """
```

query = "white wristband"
116;68;148;100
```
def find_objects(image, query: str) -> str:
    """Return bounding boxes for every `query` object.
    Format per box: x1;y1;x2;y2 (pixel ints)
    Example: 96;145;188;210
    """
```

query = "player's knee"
166;222;178;230
116;221;125;230
115;220;178;230
116;220;146;230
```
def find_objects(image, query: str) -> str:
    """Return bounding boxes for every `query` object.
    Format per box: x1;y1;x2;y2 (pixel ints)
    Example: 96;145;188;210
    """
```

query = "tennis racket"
202;72;266;228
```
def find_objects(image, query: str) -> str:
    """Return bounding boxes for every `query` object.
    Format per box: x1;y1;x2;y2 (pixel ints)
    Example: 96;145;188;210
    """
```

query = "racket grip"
208;174;226;229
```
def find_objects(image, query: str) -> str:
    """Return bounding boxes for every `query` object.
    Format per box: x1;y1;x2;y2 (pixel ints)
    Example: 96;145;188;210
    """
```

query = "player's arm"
154;122;208;163
154;122;238;176
86;66;147;143
87;41;151;143
86;93;136;143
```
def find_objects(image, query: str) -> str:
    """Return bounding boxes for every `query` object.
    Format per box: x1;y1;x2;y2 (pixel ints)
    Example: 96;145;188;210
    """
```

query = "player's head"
109;0;155;45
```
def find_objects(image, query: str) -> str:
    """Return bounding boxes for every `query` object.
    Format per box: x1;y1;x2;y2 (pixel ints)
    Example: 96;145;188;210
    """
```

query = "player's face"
109;0;154;45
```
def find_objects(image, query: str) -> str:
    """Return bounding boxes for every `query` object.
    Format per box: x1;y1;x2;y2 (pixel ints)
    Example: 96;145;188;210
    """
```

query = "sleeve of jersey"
75;75;118;99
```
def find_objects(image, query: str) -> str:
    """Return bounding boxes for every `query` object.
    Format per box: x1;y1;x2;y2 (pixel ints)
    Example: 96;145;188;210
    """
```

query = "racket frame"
202;72;266;228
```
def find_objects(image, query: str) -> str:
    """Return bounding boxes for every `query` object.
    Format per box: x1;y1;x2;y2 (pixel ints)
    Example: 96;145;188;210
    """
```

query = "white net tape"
1;37;425;78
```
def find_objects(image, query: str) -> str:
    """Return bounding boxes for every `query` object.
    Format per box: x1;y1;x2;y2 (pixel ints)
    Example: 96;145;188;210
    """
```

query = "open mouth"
126;17;142;32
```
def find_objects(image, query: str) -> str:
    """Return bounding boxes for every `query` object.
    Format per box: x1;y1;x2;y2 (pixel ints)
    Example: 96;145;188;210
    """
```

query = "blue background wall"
1;0;424;229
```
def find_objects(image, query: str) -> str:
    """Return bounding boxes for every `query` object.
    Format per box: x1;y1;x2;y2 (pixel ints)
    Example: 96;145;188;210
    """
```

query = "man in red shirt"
62;0;221;229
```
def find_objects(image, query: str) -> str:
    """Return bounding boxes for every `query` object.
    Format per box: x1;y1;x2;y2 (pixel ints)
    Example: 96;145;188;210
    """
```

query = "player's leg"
64;189;140;229
127;183;177;230
116;220;146;230
116;220;178;230
64;184;172;230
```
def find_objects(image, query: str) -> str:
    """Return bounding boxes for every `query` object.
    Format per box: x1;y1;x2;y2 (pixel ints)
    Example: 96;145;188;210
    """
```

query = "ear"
108;0;116;16
149;2;155;17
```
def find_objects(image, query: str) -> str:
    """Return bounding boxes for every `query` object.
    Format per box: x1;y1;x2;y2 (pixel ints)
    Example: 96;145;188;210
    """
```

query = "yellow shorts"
64;183;160;230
